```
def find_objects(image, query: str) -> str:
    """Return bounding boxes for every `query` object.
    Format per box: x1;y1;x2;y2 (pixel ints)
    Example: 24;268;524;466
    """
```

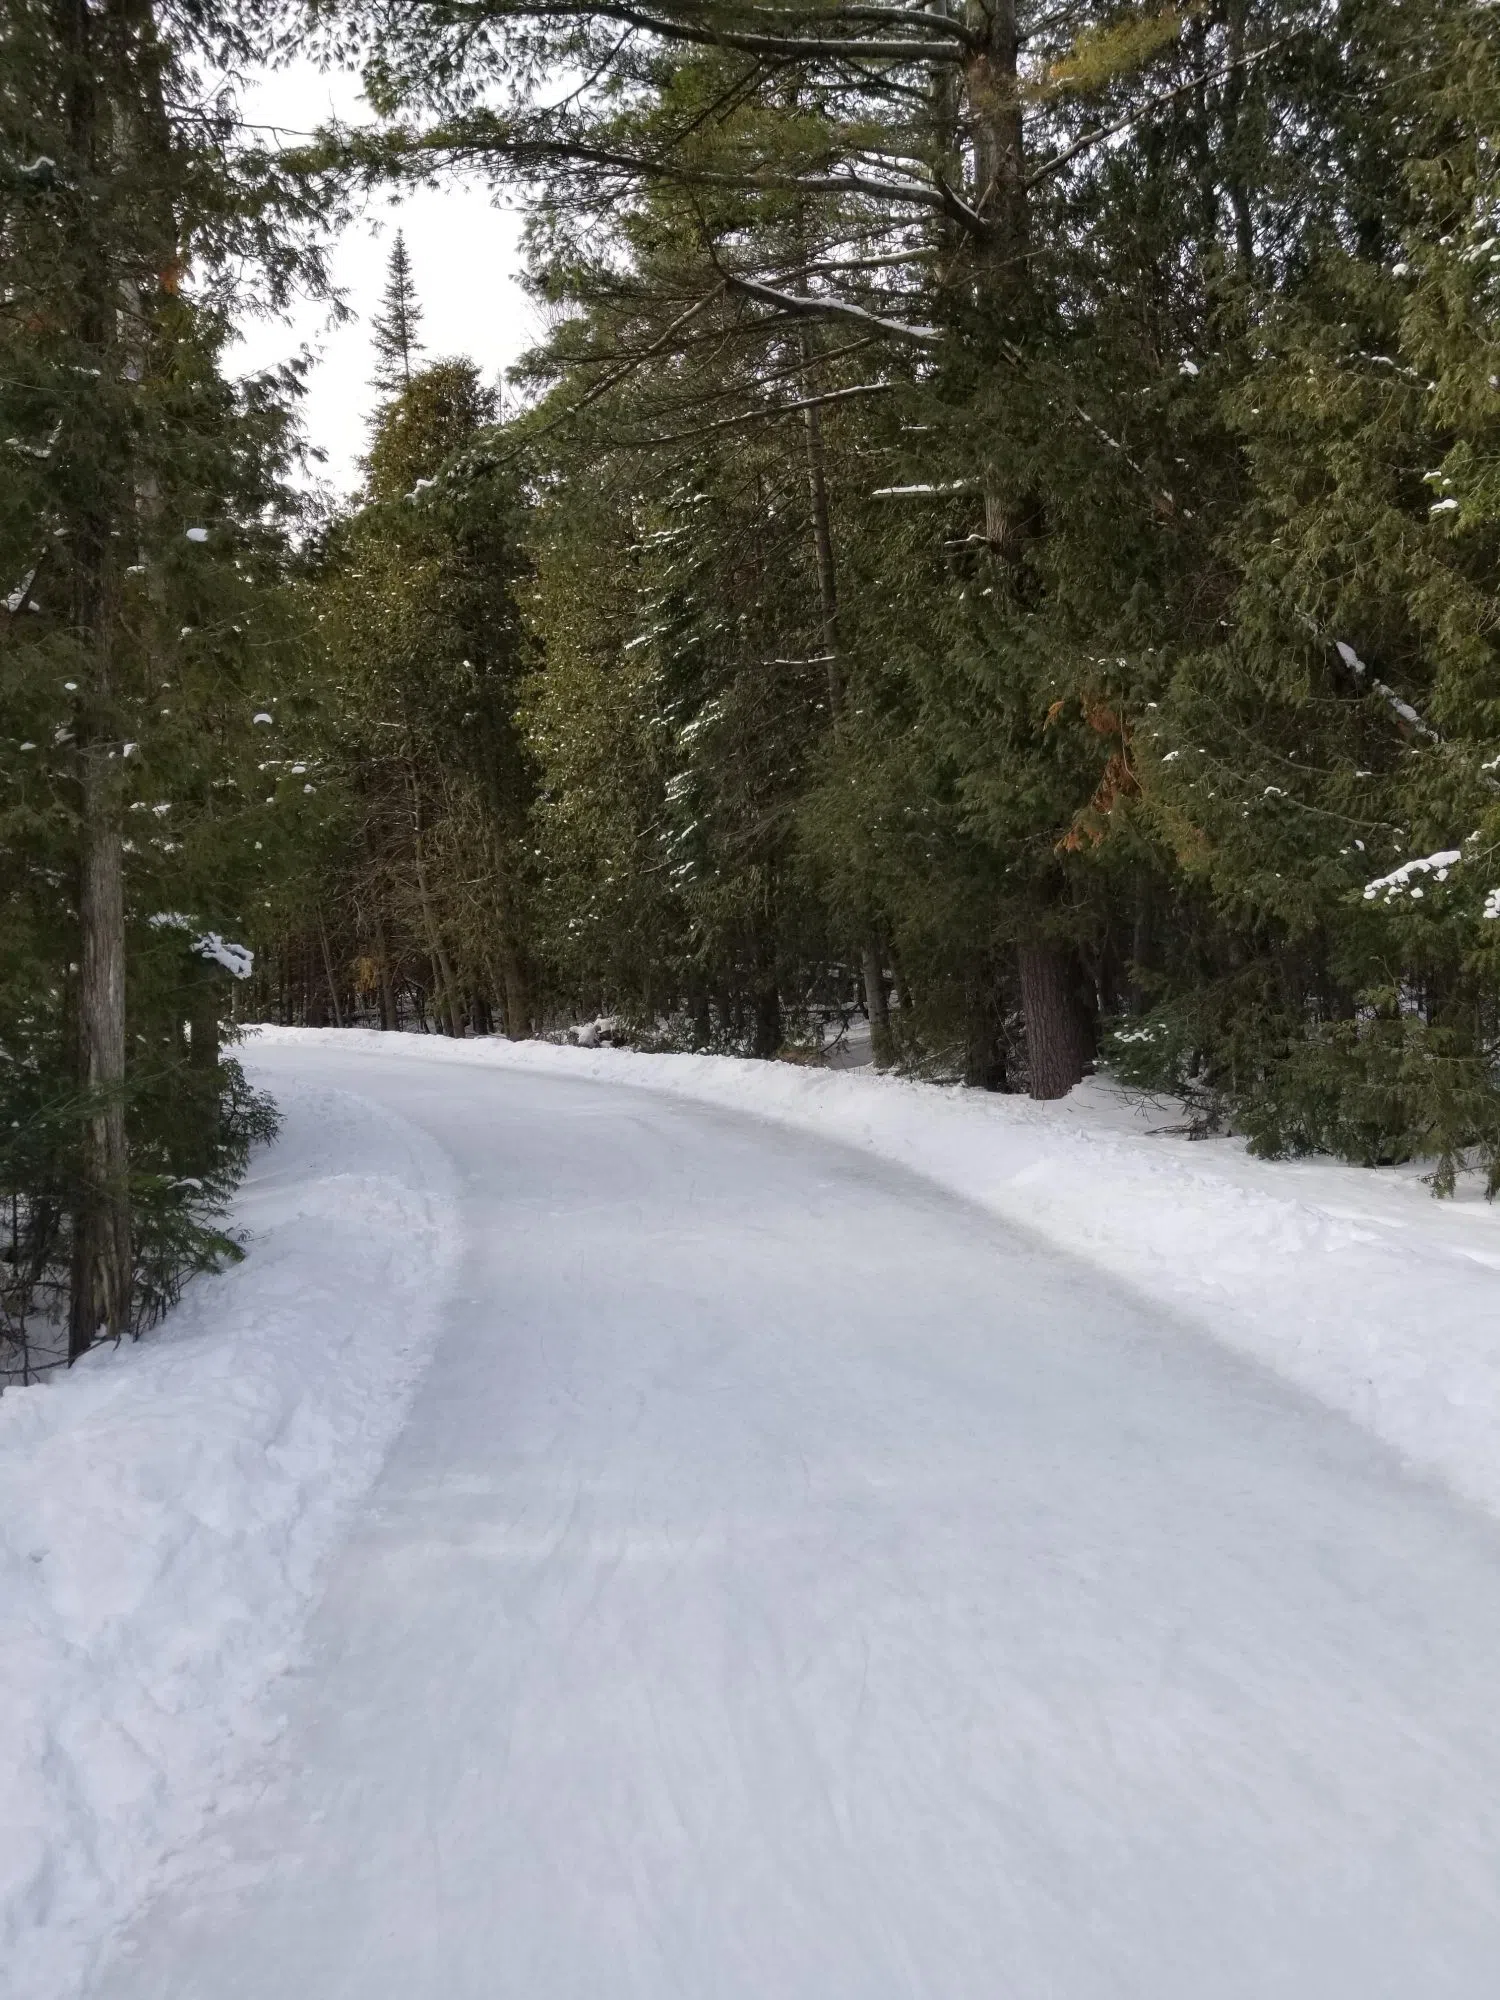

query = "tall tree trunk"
690;982;712;1050
966;0;1031;561
1017;942;1095;1100
408;773;463;1036
967;0;1026;273
188;966;220;1074
361;826;399;1029
752;982;783;1061
799;325;892;1068
1221;0;1257;274
58;0;132;1358
316;909;345;1028
489;829;532;1038
860;938;893;1071
69;727;131;1358
963;956;1007;1091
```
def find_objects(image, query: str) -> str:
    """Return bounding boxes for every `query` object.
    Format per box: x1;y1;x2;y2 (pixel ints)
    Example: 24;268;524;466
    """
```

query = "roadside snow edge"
0;1077;461;2000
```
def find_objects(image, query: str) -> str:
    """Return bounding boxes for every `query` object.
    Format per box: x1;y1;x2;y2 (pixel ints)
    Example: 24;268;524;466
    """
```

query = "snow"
12;1030;1500;1996
146;913;255;978
250;1027;1500;1525
0;1080;460;2000
1363;847;1463;899
80;1036;1500;1996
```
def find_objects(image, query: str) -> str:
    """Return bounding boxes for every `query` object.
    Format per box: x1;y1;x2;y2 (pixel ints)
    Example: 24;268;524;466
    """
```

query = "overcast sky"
230;59;540;496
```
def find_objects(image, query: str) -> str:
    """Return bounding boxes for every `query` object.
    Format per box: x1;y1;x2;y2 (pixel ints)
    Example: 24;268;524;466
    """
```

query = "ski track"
65;1034;1500;1999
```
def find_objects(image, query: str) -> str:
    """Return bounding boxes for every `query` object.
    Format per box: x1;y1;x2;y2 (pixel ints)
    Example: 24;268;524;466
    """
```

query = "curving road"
94;1037;1500;1997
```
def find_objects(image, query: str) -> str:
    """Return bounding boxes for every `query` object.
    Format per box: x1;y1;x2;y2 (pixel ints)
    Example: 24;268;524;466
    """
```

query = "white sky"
230;58;540;496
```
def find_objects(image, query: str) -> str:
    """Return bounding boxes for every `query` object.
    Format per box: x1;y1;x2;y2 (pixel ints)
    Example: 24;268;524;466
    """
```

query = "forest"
7;0;1500;1369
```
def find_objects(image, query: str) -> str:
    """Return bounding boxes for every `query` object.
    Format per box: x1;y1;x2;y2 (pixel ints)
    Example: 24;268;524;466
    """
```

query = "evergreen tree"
1;0;315;1368
259;360;536;1042
278;0;1500;1189
369;229;424;396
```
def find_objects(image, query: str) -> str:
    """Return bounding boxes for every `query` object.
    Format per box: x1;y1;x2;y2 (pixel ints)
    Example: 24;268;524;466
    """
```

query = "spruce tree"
369;229;424;396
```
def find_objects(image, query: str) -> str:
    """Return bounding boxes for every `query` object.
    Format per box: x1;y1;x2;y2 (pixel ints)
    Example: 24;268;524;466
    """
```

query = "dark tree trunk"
409;782;463;1037
305;936;328;1028
1017;942;1095;1100
61;0;131;1361
363;838;399;1029
752;983;783;1060
861;938;894;1071
967;0;1026;276
69;736;131;1359
317;910;345;1028
490;832;533;1038
188;968;220;1074
964;963;1007;1091
690;983;712;1050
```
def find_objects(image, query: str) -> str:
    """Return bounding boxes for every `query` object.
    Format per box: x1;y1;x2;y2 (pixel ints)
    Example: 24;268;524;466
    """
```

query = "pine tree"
0;0;315;1368
369;230;425;396
302;0;1500;1187
267;360;538;1044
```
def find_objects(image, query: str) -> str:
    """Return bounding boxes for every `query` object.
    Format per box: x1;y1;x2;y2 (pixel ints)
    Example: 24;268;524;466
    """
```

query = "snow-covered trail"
93;1039;1500;1998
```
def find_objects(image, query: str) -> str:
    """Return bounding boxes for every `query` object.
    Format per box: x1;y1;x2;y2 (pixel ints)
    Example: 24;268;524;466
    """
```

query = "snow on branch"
871;480;979;497
723;270;939;346
1362;850;1462;903
149;913;255;979
1335;641;1441;745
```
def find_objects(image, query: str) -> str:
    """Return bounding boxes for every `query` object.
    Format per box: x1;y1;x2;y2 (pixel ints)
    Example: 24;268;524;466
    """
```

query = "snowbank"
257;1027;1500;1525
0;1079;461;2000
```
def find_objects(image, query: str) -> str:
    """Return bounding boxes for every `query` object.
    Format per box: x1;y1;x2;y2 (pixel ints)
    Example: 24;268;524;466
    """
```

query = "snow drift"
0;1079;460;2000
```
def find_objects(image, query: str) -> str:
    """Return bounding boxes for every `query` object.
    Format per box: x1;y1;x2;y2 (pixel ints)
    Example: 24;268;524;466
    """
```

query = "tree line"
7;1;1500;1370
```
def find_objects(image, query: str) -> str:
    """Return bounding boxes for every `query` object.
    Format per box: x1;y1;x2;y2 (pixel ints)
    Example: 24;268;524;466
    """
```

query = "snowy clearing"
82;1036;1500;1997
257;1026;1500;1523
1;1080;460;2000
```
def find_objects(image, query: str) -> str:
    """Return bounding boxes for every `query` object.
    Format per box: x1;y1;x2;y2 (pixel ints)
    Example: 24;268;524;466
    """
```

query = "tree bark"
362;826;400;1029
1017;942;1095;1100
316;909;345;1029
69;734;131;1358
61;0;183;1355
408;773;464;1036
752;983;783;1060
967;0;1026;276
57;0;131;1359
963;958;1007;1091
861;938;894;1072
489;829;533;1038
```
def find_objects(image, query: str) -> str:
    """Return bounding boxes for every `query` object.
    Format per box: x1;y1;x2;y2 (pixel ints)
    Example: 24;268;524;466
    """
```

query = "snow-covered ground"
259;1026;1500;1524
0;1079;460;2000
9;1028;1500;1997
79;1036;1500;1996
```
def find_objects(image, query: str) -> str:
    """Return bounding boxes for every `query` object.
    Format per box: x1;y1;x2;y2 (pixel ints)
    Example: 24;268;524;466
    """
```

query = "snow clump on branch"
1363;851;1463;902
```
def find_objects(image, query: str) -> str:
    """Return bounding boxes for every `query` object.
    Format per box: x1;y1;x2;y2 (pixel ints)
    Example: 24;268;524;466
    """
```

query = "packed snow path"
94;1039;1500;1999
